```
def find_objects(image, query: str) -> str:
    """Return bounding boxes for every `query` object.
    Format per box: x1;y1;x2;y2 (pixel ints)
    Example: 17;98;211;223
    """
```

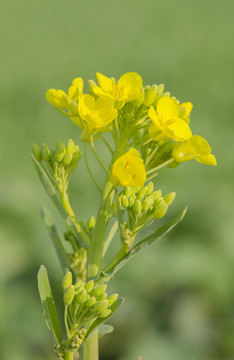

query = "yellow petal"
189;135;211;156
117;72;143;102
96;73;114;93
93;86;115;101
157;96;180;120
196;154;217;166
180;102;193;118
163;118;192;142
148;106;161;129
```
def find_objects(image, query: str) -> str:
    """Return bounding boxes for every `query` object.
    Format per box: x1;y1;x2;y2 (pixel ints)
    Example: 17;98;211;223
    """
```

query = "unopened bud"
151;190;162;202
88;216;96;229
129;197;135;207
41;143;50;162
75;280;84;290
134;199;142;217
76;289;88;304
137;187;148;200
32;143;41;161
108;293;118;306
124;187;132;198
63;153;73;166
62;271;72;290
64;285;75;305
154;199;168;219
163;192;176;206
99;308;111;318
121;195;129;208
85;280;94;293
132;89;145;108
92;284;107;298
143;85;157;107
86;296;96;308
142;198;151;213
93;300;109;316
146;181;154;195
67;139;75;155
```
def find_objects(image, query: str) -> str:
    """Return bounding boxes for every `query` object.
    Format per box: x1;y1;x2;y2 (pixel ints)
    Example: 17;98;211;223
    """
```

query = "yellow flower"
78;94;118;134
148;96;193;142
46;77;83;108
93;72;143;108
172;135;217;165
111;148;146;187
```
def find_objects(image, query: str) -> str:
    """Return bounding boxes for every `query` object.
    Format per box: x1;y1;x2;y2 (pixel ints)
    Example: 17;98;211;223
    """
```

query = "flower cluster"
46;72;216;190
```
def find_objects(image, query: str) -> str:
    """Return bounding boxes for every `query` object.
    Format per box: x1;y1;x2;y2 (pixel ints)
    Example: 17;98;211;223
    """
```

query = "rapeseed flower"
172;135;217;165
78;94;117;134
46;77;83;109
111;148;146;187
93;72;143;109
148;96;192;142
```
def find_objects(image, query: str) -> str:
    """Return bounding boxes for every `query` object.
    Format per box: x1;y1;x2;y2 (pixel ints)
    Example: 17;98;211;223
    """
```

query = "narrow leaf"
37;265;62;344
41;206;70;272
84;298;124;342
98;207;188;282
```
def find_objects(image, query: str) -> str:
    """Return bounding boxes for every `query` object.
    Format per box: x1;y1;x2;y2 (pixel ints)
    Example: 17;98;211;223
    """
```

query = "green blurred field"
1;0;234;359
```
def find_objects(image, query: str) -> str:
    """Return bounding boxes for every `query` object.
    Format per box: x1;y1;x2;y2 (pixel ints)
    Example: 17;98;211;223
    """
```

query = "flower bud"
55;145;65;162
32;143;41;161
64;285;75;305
163;192;176;206
154;199;168;219
93;300;109;316
142;198;151;213
63;153;73;166
75;280;84;290
92;284;107;298
99;308;111;318
76;289;88;304
97;293;107;301
124;186;132;198
108;293;118;306
88;216;96;229
151;190;162;202
134;199;142;217
146;181;154;195
67;139;75;155
143;85;157;107
137;187;148;200
129;196;135;207
41;143;50;162
62;271;72;290
121;195;129;208
86;296;96;308
85;280;94;293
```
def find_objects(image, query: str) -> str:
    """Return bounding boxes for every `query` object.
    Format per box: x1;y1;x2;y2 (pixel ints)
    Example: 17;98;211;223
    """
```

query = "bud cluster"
120;182;176;235
32;139;81;194
62;272;118;348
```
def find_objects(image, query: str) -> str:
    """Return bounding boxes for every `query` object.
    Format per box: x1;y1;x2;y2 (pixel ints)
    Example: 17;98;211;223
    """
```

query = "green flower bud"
55;146;65;162
76;289;88;304
67;139;75;154
143;85;157;107
121;195;129;208
108;293;118;306
163;192;176;206
88;216;96;229
63;153;73;166
137;187;148;200
85;280;94;293
92;284;107;298
151;190;162;202
129;196;135;207
142;198;151;213
86;296;96;308
124;186;132;198
132;88;145;108
62;271;72;290
41;143;50;162
134;199;142;217
154;199;168;219
99;308;111;318
64;285;75;305
93;300;109;316
146;181;154;195
75;280;84;290
88;79;97;96
97;293;107;301
32;143;41;161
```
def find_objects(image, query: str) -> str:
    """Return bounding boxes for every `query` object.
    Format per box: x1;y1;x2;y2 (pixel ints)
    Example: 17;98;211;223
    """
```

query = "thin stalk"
145;145;159;168
90;136;109;175
146;158;174;175
84;143;102;194
102;220;118;257
100;134;114;153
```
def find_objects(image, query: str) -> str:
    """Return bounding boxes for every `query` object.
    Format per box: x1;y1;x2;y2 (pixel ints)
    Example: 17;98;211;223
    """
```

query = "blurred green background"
1;0;234;359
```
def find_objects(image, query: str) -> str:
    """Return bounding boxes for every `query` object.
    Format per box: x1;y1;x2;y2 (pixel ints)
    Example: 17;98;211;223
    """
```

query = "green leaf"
84;298;124;342
98;207;187;282
37;265;62;344
41;206;70;272
98;324;114;339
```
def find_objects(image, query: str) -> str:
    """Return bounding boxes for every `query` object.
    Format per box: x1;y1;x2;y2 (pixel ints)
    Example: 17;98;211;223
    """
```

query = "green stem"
64;351;74;360
83;329;98;360
84;143;102;194
90;136;109;175
146;158;174;175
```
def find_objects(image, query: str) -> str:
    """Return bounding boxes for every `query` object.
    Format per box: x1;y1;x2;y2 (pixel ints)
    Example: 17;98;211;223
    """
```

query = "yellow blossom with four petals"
148;96;193;142
93;72;143;109
46;77;83;109
172;135;217;165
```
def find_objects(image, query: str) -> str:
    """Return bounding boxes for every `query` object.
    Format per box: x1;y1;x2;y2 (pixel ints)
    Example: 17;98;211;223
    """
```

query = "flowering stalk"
33;72;216;360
